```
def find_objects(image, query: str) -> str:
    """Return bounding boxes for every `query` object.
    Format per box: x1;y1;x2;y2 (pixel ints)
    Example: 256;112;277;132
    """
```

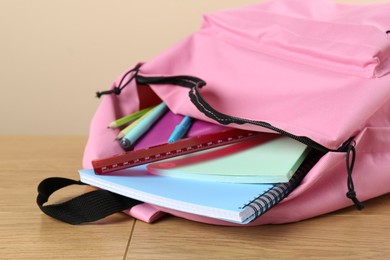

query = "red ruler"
92;128;259;174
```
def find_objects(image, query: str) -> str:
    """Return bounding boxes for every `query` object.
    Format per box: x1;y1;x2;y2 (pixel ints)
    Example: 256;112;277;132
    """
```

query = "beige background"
0;0;387;135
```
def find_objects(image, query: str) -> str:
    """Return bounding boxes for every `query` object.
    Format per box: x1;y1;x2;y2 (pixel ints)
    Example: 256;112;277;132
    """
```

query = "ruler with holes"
92;128;259;174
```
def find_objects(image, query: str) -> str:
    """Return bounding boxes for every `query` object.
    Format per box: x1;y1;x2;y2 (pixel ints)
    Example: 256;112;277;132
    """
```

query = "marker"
120;103;168;150
108;106;155;129
168;116;193;143
116;109;154;140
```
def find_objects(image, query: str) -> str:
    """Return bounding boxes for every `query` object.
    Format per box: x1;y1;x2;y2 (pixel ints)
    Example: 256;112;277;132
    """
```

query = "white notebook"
147;135;310;183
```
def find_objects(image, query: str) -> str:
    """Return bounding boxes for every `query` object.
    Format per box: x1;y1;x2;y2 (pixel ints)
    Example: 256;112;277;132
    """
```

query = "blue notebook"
79;151;321;224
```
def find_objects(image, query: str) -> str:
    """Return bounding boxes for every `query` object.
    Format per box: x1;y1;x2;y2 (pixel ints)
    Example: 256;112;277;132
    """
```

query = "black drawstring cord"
345;141;364;210
96;87;122;98
96;64;142;98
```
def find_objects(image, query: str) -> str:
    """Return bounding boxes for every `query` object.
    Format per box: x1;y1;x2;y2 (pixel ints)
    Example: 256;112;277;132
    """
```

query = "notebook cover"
147;135;310;183
79;165;274;224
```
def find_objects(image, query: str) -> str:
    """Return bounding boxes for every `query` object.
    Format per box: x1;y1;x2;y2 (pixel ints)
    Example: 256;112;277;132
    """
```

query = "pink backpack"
38;0;390;226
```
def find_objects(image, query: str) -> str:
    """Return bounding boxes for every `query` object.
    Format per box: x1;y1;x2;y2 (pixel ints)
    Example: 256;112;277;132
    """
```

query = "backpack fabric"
83;0;390;225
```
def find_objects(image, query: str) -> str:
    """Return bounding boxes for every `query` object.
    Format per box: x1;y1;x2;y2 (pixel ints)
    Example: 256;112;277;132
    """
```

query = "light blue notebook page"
147;135;310;183
79;166;274;224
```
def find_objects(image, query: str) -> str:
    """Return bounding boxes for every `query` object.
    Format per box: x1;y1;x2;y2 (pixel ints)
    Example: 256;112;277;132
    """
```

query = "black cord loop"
96;64;142;98
345;141;364;210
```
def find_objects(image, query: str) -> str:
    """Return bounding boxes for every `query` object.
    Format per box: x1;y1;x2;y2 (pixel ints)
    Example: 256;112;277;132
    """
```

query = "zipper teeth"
189;86;345;153
137;74;351;154
226;116;341;153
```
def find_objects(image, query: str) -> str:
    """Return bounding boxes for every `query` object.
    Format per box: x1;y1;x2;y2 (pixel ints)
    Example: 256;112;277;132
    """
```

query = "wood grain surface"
0;136;389;259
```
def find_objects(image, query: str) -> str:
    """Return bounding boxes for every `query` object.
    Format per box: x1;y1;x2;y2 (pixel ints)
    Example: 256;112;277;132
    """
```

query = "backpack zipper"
189;82;350;153
189;81;364;210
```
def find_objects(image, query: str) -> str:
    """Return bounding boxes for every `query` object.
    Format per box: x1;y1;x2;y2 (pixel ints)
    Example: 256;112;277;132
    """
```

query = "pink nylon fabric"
83;0;390;225
141;0;390;150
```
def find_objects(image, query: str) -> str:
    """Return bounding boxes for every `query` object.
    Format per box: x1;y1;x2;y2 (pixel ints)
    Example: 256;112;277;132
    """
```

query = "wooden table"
1;136;390;259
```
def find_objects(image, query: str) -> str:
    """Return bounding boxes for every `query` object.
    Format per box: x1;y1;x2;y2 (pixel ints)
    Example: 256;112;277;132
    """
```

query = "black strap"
37;177;142;225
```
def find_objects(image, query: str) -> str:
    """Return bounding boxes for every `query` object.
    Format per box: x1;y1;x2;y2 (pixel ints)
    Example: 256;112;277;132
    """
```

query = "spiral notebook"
80;150;322;224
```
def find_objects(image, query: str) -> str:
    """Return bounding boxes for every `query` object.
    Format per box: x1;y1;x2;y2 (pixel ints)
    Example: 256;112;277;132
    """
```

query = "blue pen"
168;116;193;143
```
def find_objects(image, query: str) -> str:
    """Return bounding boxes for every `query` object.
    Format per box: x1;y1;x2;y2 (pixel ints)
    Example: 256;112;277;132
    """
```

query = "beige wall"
0;0;387;135
0;0;260;135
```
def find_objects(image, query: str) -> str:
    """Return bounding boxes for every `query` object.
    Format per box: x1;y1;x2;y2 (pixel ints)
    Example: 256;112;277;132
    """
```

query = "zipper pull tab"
345;141;364;210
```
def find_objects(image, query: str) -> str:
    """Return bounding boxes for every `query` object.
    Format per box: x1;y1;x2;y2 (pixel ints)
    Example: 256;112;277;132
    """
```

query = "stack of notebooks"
80;108;321;224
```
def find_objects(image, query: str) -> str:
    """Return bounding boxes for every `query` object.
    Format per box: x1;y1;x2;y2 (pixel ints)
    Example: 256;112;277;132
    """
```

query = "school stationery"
130;110;227;150
168;116;194;143
108;106;155;129
80;149;318;224
116;108;155;140
93;128;259;174
120;102;168;150
147;135;310;183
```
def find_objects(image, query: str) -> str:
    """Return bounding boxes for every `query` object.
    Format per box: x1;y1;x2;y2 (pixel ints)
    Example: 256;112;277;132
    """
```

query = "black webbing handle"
37;177;142;225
